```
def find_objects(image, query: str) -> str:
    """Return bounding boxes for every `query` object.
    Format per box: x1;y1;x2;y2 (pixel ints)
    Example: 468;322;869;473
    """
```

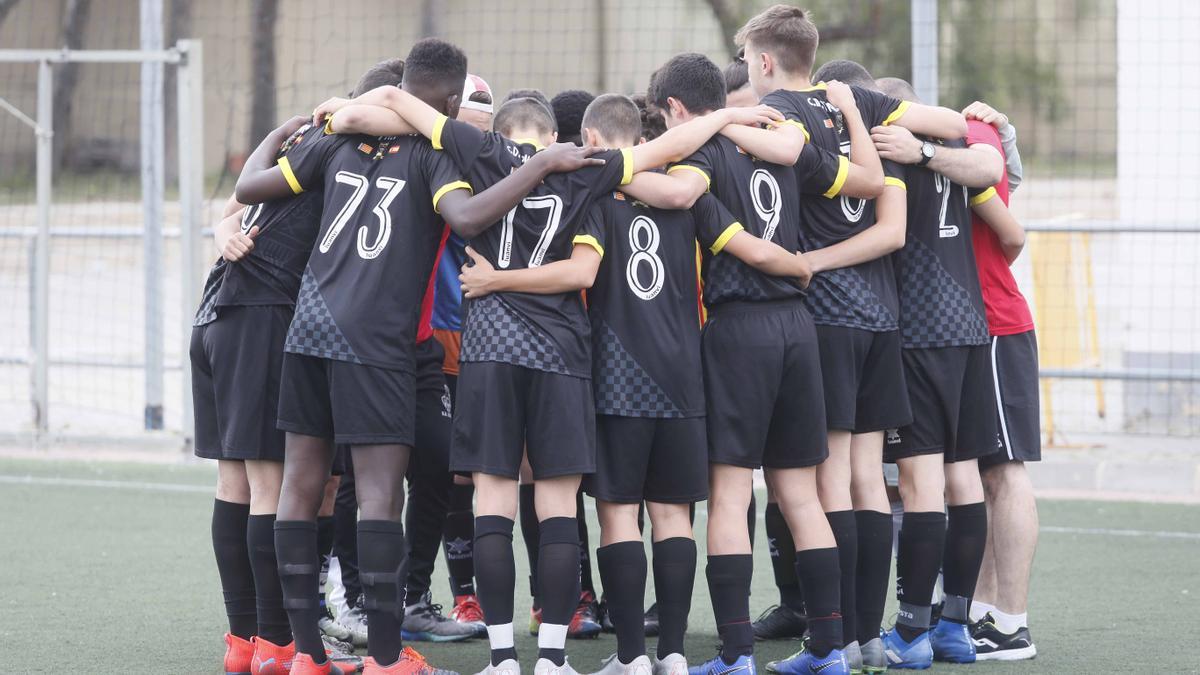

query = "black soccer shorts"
450;361;596;480
191;305;292;462
276;352;416;446
885;344;1002;464
702;298;828;469
816;325;913;433
980;330;1042;468
586;415;708;504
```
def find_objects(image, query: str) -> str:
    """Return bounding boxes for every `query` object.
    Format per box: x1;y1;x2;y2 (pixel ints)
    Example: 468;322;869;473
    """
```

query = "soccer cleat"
752;605;807;641
971;617;1037;661
322;604;354;642
474;659;521;675
880;629;932;670
250;637;295;675
600;597;615;633
687;652;756;675
643;603;660;637
535;657;582;675
530;606;544;635
589;653;653;675
402;592;477;642
652;653;687;675
323;634;363;673
292;652;360;675
363;646;459;675
843;641;862;674
763;647;849;675
568;591;603;639
338;600;370;647
857;638;887;674
450;594;488;637
929;618;976;663
223;633;255;675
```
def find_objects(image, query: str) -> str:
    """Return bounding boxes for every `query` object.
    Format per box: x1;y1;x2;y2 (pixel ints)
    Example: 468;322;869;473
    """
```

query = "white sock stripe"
537;622;568;649
487;622;515;649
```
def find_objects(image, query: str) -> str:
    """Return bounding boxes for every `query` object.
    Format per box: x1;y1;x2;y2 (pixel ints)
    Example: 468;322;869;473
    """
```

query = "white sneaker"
474;658;521;675
535;657;581;675
651;653;687;675
336;601;369;647
589;654;652;675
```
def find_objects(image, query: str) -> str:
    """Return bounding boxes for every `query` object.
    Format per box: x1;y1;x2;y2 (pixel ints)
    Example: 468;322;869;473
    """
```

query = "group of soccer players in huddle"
192;5;1043;675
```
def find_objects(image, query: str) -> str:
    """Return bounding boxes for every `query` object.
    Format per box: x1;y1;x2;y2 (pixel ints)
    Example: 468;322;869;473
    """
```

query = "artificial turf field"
1;456;1197;674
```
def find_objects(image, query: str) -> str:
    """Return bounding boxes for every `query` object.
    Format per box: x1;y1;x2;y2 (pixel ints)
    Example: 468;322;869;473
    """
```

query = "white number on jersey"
840;195;866;223
625;215;665;301
750;169;782;241
934;173;965;239
319;171;408;259
240;203;264;233
496;194;566;269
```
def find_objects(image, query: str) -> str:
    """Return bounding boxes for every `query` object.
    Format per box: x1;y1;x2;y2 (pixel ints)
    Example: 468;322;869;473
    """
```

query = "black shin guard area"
518;485;540;603
795;547;843;657
598;541;647;663
942;502;988;622
247;514;291;645
275;520;324;659
212;500;256;640
896;511;946;640
652;537;696;659
854;510;892;644
474;516;517;626
765;503;802;610
536;517;581;628
827;510;857;648
708;554;754;663
444;483;477;596
358;519;406;666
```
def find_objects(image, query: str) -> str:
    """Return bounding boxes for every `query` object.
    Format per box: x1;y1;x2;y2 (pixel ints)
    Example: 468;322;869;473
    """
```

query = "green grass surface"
2;457;1197;674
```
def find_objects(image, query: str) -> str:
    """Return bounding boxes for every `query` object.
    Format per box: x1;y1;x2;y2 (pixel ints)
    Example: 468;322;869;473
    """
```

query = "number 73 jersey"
277;131;470;372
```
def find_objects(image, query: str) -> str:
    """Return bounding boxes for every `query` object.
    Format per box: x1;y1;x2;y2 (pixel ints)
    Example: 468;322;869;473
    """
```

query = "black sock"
895;511;946;642
598;541;647;663
316;515;335;608
518;485;540;607
942;502;988;623
444;483;477;597
537;517;581;666
652;537;696;658
403;453;451;607
854;510;893;645
747;493;757;548
247;514;291;645
764;503;802;611
212;500;256;640
707;554;754;664
275;520;324;659
826;511;857;648
333;467;362;608
795;547;842;657
475;515;517;666
577;493;596;597
358;520;406;666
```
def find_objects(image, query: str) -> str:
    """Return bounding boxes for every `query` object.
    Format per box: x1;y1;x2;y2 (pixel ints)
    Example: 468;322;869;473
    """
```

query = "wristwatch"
917;141;936;166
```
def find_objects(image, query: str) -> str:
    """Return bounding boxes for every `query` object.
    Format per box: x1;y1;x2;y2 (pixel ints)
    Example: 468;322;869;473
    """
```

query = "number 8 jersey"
278;131;470;372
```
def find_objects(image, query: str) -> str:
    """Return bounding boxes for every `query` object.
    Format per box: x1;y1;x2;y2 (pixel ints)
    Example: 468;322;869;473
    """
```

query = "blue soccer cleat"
930;618;977;663
764;647;849;675
880;629;933;670
687;653;756;675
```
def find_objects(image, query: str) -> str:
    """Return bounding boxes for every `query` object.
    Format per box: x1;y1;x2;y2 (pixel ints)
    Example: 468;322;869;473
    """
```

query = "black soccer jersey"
277;130;469;372
761;83;909;332
572;192;737;418
894;137;996;349
430;114;633;377
193;125;330;327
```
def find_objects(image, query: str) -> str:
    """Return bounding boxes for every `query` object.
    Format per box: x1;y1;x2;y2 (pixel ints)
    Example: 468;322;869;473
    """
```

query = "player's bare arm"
458;244;602;299
886;100;969;139
722;230;813;289
436;143;607;239
803;180;907;274
213;209;258;263
618;170;705;210
627;104;784;175
320;86;425;136
971;192;1026;263
825;80;884;198
964;100;1024;190
717;117;806;166
871;124;1004;188
233;115;311;204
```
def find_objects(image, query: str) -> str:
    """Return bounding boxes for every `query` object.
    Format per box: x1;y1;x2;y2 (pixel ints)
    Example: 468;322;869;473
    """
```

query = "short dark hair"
735;4;819;77
631;94;667;141
813;59;876;89
581;93;641;147
493;97;557;139
402;38;468;100
648;52;725;116
876;77;919;103
351;59;404;97
551;89;596;146
724;57;750;93
502;88;557;130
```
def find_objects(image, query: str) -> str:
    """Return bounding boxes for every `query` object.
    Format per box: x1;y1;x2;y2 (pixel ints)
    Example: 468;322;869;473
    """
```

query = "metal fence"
0;0;1196;447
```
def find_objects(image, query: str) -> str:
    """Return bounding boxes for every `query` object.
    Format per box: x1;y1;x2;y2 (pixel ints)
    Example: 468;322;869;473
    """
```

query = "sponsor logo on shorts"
886;428;902;445
441;385;453;418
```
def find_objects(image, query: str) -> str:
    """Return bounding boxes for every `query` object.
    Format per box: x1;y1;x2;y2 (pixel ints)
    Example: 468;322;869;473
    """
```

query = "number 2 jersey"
894;137;997;349
573;192;739;418
761;83;909;332
430;115;633;378
193;125;325;326
277;130;469;372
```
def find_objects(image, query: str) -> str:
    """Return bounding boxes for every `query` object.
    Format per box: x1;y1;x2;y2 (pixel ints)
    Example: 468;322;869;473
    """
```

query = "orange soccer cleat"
291;650;362;675
224;633;255;675
250;637;296;675
362;646;457;675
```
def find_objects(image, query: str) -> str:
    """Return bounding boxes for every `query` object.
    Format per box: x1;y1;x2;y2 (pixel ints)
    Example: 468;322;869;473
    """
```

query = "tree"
52;0;92;171
0;0;22;28
247;0;278;152
163;0;192;183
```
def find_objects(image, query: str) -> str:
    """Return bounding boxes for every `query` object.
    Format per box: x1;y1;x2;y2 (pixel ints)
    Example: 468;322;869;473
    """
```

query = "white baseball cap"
461;74;493;113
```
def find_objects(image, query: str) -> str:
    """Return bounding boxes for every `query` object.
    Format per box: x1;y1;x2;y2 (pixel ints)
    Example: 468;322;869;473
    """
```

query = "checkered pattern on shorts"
806;267;899;331
896;238;989;348
192;261;225;327
592;320;684;418
459;294;570;375
284;267;362;363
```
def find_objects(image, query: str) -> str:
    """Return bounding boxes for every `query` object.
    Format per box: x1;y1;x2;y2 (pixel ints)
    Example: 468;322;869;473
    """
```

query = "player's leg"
573;490;603;639
706;463;757;665
331;453;367;646
518;454;542;633
213;460;257;645
848;432;892;671
474;473;521;668
754;483;806;641
244;459;292;650
444;474;481;612
816;429;856;658
646;501;696;669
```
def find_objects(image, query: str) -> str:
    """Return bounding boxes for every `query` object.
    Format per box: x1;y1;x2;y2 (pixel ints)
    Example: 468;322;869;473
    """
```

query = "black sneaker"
643;602;660;637
752;604;807;641
971;614;1037;661
599;596;615;633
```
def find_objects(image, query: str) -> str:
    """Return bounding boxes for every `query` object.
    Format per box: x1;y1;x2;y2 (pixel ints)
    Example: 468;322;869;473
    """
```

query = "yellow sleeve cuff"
710;222;744;254
573;235;604;258
667;164;711;191
323;117;335;135
781;119;810;142
619;147;634;186
969;186;998;207
432;114;448;151
278;156;303;194
884;176;907;190
881;100;911;126
432;180;472;213
823;155;849;199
